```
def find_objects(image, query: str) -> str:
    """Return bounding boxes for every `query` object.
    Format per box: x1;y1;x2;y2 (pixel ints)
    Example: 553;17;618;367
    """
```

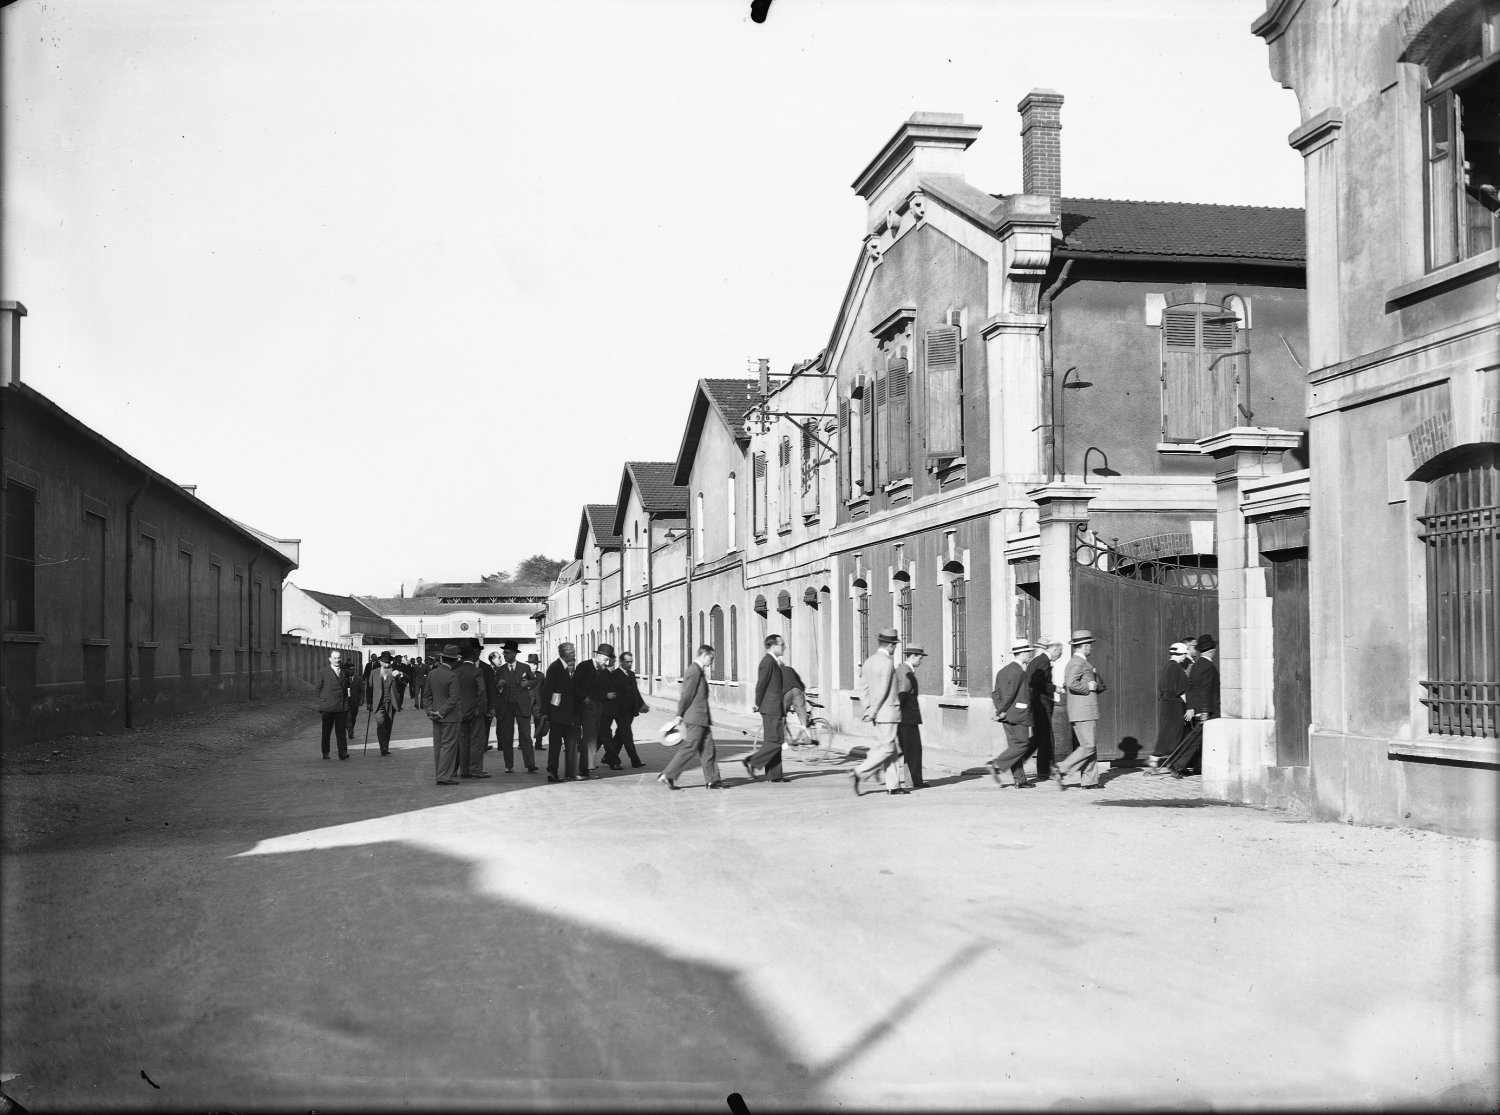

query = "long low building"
2;303;300;743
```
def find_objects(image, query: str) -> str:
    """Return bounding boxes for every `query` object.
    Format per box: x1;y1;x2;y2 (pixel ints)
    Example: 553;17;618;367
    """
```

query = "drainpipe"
684;509;694;673
246;551;259;701
644;512;655;693
1040;258;1074;481
122;471;152;729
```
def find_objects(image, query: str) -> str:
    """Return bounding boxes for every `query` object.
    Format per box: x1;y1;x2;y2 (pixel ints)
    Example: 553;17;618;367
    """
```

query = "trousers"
661;723;720;785
990;722;1037;785
602;710;641;765
373;703;395;753
432;720;461;782
744;712;784;778
546;721;587;778
320;712;349;758
897;723;924;787
496;708;536;770
1057;720;1099;786
854;722;903;791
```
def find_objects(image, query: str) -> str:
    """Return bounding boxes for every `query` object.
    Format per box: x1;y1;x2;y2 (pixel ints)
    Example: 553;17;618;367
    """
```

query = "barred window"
949;572;968;691
1419;446;1498;737
895;571;912;645
855;580;870;663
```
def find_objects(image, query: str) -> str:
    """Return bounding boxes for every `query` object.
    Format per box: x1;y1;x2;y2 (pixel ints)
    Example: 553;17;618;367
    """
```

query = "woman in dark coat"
1151;643;1191;763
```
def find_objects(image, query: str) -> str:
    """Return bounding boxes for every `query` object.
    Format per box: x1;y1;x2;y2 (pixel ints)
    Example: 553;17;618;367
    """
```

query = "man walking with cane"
366;651;402;757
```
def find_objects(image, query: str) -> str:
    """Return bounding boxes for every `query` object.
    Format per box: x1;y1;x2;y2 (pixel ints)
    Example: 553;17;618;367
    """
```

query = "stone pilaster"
1196;427;1303;802
1026;483;1100;645
0;302;27;387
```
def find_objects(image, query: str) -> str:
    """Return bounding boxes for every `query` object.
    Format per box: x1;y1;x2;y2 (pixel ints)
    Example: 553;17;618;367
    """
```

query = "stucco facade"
1233;0;1500;837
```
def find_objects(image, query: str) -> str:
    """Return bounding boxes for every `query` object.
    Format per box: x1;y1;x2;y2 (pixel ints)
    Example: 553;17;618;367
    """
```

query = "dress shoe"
526;767;539;773
321;754;330;761
469;772;493;779
338;755;350;760
769;777;788;783
1015;780;1034;788
1051;773;1066;791
630;761;647;769
707;780;726;789
986;761;1004;785
657;774;679;790
547;774;562;783
436;779;460;785
849;771;862;796
741;758;759;781
888;788;910;795
380;750;390;756
1081;783;1102;790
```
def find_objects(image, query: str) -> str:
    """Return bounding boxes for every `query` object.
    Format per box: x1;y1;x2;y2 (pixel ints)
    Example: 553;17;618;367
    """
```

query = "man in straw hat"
987;639;1040;788
850;628;908;796
1054;629;1107;790
894;643;929;790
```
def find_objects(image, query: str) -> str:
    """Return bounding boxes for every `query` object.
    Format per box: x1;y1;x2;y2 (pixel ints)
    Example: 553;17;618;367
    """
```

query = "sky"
2;0;1303;597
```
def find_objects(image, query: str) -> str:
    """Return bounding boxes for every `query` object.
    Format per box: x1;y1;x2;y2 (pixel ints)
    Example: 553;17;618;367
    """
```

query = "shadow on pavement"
1093;799;1219;809
3;838;817;1110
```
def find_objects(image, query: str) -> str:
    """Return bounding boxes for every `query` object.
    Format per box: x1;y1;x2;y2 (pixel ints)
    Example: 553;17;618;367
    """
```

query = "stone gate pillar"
1026;482;1100;644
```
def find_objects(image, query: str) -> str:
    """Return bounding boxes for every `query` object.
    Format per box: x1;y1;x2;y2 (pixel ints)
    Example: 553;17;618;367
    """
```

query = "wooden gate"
1072;530;1218;763
1270;553;1311;765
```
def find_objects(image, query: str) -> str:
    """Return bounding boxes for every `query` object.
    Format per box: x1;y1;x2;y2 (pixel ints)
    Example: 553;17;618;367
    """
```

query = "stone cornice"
1197;427;1304;458
1288;108;1344;154
851;115;982;201
870;305;917;340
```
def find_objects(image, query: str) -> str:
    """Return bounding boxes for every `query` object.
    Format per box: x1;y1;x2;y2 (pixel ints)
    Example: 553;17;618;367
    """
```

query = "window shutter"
887;358;910;479
1161;310;1202;442
753;451;768;536
1425;92;1458;270
860;375;876;494
778;437;792;528
801;423;820;516
1202;315;1240;433
924;326;963;460
838;397;851;501
873;369;888;486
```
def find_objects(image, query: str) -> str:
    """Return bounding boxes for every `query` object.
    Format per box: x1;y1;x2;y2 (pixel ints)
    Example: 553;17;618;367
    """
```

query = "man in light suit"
365;651;403;757
1054;629;1107;790
539;642;590;781
424;644;463;785
314;650;351;761
495;640;538;773
742;634;788;782
987;640;1040;788
454;642;491;779
851;628;906;796
659;644;724;790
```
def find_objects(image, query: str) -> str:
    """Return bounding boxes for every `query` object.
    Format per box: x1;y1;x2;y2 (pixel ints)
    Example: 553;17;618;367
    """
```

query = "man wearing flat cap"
988;639;1040;788
851;628;907;796
425;644;463;785
365;651;403;757
1054;629;1107;790
895;644;928;789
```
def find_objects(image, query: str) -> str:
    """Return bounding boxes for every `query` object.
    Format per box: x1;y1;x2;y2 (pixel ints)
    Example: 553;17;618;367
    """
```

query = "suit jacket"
313;666;348;714
367;667;402;712
677;662;712;727
1026;653;1055;722
478;659;499;715
425;663;460;724
1064;654;1106;723
497;660;537;715
1187;655;1220;719
780;663;807;694
609;667;647;718
991;661;1030;725
859;650;900;724
538;659;579;724
574;658;612;705
453;660;486;719
345;667;364;707
894;661;922;725
754;653;785;716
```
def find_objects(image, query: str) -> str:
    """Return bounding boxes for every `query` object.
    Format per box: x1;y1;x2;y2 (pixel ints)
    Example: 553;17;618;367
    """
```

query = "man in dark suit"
539;641;590;781
495;641;538;773
527;653;546;749
742;634;788;782
454;642;491;779
364;651;403;757
424;644;463;785
478;648;499;752
1027;638;1063;776
894;645;928;788
345;656;365;741
602;650;650;769
658;644;723;790
314;650;351;761
987;640;1039;788
781;660;813;745
576;643;614;773
410;656;428;710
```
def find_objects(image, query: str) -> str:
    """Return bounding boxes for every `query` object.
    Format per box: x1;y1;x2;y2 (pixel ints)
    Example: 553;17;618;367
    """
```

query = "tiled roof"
357;598;541;618
702;378;761;432
302;589;389;623
586;504;622;546
415;581;552;600
626;461;688;515
1055;198;1305;264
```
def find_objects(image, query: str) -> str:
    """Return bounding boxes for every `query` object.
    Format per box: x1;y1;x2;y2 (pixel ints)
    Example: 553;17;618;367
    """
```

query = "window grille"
896;578;912;644
1419;447;1499;737
857;590;870;663
950;577;968;690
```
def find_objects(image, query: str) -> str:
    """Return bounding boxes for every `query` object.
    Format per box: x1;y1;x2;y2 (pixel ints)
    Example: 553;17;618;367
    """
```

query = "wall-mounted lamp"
1054;367;1094;482
1082;446;1119;478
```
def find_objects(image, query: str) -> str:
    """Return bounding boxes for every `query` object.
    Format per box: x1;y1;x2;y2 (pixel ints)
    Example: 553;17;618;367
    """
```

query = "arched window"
1419;445;1498;737
894;568;913;645
709;606;725;681
942;560;968;691
852;575;870;663
729;605;738;681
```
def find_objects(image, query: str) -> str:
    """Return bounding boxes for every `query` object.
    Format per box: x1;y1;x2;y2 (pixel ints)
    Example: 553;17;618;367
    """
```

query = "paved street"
3;699;1496;1111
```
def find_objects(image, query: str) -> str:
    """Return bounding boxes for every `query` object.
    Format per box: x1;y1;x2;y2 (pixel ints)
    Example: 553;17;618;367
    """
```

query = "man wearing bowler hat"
576;643;614;774
495;640;539;773
894;643;928;790
425;644;463;785
988;639;1040;788
527;652;546;749
365;651;403;757
454;641;491;779
851;628;907;796
1054;629;1107;790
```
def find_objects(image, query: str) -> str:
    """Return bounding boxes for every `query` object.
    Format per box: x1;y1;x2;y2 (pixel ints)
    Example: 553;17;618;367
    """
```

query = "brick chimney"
0;301;27;386
1018;89;1063;211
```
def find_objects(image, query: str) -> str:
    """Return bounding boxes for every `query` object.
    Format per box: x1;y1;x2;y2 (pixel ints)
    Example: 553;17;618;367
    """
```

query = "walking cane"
363;702;372;755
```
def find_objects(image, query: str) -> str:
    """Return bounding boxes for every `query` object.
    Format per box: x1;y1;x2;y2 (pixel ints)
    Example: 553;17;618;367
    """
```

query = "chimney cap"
1018;88;1064;112
0;302;28;316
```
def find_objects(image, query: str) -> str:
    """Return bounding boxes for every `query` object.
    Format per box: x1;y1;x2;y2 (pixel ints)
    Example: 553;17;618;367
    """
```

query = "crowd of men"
309;626;1218;792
